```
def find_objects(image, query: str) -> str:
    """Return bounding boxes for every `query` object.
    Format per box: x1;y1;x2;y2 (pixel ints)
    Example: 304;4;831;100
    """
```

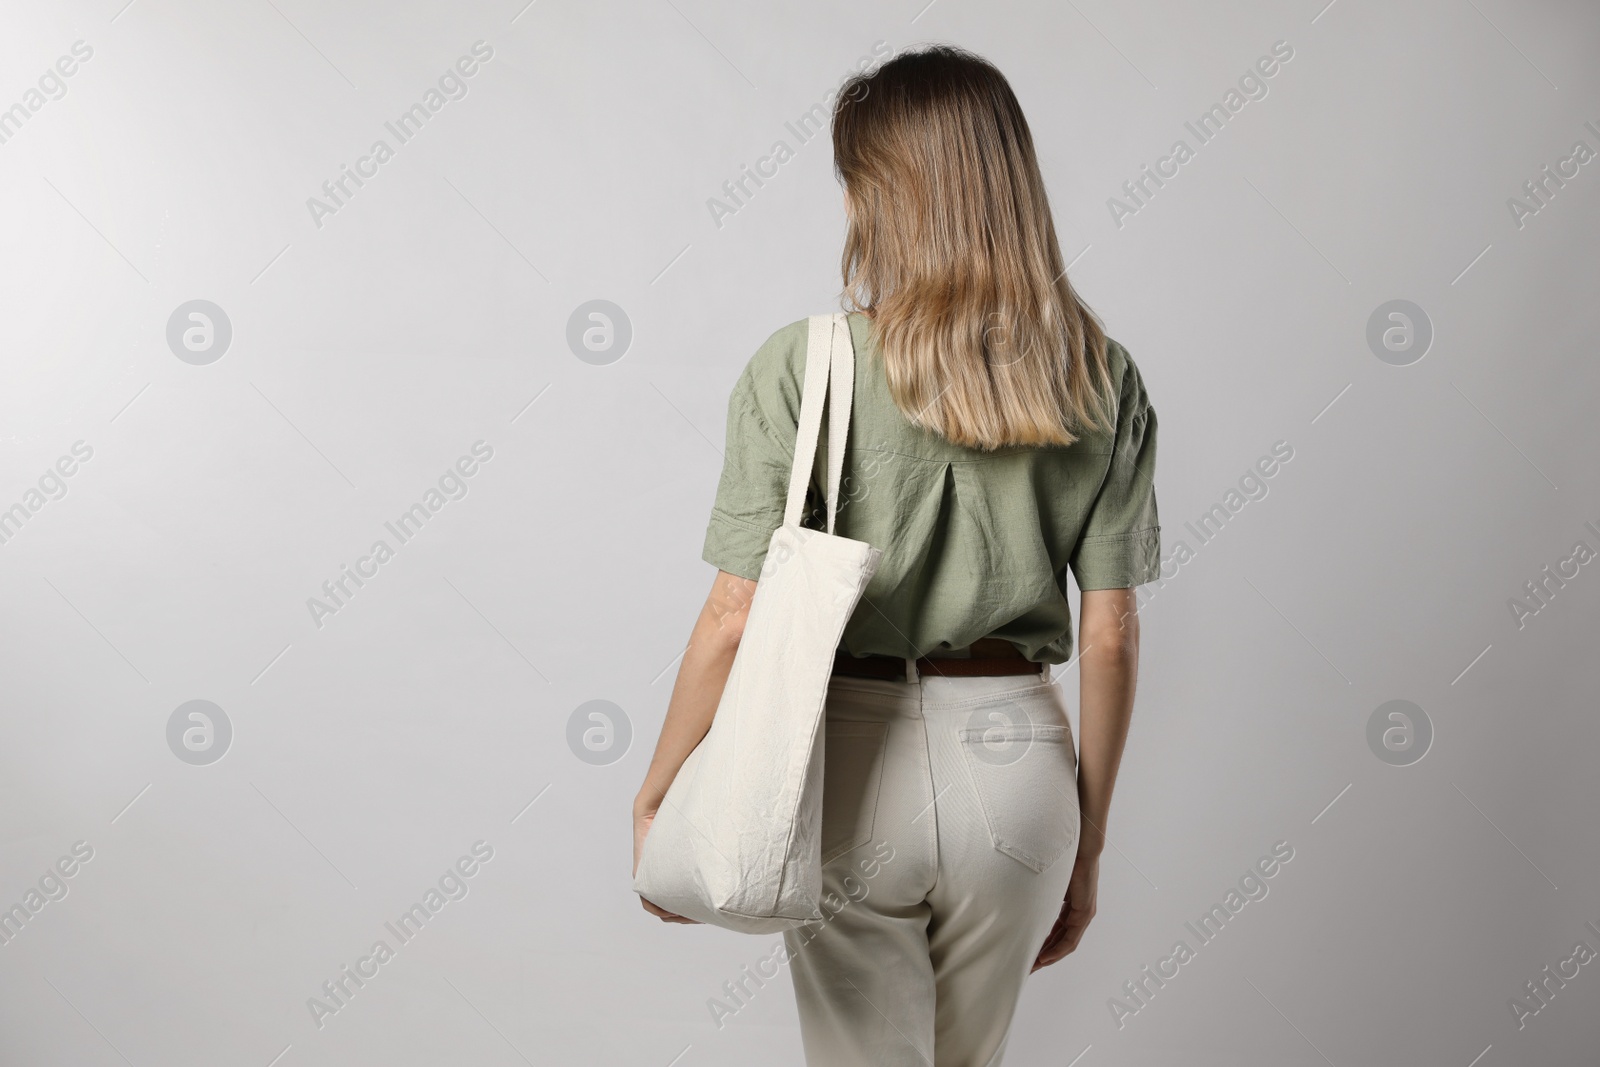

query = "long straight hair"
832;45;1113;449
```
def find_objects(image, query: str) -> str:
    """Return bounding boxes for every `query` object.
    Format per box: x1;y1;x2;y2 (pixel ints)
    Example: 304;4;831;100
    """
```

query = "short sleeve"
701;322;815;580
1070;350;1161;590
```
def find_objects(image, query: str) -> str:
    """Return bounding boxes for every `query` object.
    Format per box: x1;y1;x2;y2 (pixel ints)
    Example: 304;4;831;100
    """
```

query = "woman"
633;45;1158;1066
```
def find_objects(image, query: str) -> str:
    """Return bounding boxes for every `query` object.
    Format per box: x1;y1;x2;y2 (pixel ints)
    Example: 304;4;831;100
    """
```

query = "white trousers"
783;669;1081;1067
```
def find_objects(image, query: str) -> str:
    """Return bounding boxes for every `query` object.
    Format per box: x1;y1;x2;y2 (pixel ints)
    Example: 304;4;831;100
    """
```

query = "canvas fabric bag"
633;313;883;933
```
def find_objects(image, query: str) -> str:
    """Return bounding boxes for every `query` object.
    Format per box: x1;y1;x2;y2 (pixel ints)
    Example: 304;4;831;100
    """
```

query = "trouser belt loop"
904;656;918;684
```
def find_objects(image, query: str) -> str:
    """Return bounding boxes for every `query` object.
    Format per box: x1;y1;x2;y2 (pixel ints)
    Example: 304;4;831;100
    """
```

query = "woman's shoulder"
1101;335;1153;415
734;313;848;398
1102;335;1136;384
743;316;813;382
727;321;1152;432
722;317;814;428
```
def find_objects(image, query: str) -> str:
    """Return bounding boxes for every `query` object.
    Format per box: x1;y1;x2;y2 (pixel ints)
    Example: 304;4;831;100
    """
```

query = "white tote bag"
633;313;883;933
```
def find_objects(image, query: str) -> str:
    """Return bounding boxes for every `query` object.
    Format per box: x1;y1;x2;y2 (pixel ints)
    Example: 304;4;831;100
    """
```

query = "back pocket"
957;721;1079;873
820;720;890;865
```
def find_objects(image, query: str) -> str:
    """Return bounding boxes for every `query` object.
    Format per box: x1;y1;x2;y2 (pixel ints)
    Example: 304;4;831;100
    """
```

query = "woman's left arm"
632;569;757;919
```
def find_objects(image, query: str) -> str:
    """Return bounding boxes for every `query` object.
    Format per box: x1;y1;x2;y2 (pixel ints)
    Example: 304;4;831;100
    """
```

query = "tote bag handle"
782;313;854;533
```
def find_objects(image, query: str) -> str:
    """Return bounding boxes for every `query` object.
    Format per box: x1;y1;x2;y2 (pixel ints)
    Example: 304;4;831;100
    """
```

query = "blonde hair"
833;45;1113;449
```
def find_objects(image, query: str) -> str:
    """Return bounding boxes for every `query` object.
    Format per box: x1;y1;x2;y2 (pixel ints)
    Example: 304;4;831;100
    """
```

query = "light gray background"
2;0;1598;1064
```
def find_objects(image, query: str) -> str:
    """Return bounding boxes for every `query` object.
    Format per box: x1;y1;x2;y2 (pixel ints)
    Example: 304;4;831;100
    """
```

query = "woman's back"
703;310;1159;662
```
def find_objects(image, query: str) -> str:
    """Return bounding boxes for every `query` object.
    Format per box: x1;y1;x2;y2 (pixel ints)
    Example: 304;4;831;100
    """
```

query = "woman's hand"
633;803;700;924
1032;849;1099;971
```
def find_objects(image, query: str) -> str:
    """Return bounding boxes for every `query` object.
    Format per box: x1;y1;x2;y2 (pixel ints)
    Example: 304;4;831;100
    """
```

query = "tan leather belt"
833;638;1046;680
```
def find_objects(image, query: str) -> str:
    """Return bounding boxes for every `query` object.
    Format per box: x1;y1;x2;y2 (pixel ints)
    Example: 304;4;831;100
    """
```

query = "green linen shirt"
702;312;1160;664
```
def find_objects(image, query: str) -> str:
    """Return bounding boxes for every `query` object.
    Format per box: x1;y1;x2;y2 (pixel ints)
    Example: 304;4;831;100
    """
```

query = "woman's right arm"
632;570;758;922
1034;587;1141;970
